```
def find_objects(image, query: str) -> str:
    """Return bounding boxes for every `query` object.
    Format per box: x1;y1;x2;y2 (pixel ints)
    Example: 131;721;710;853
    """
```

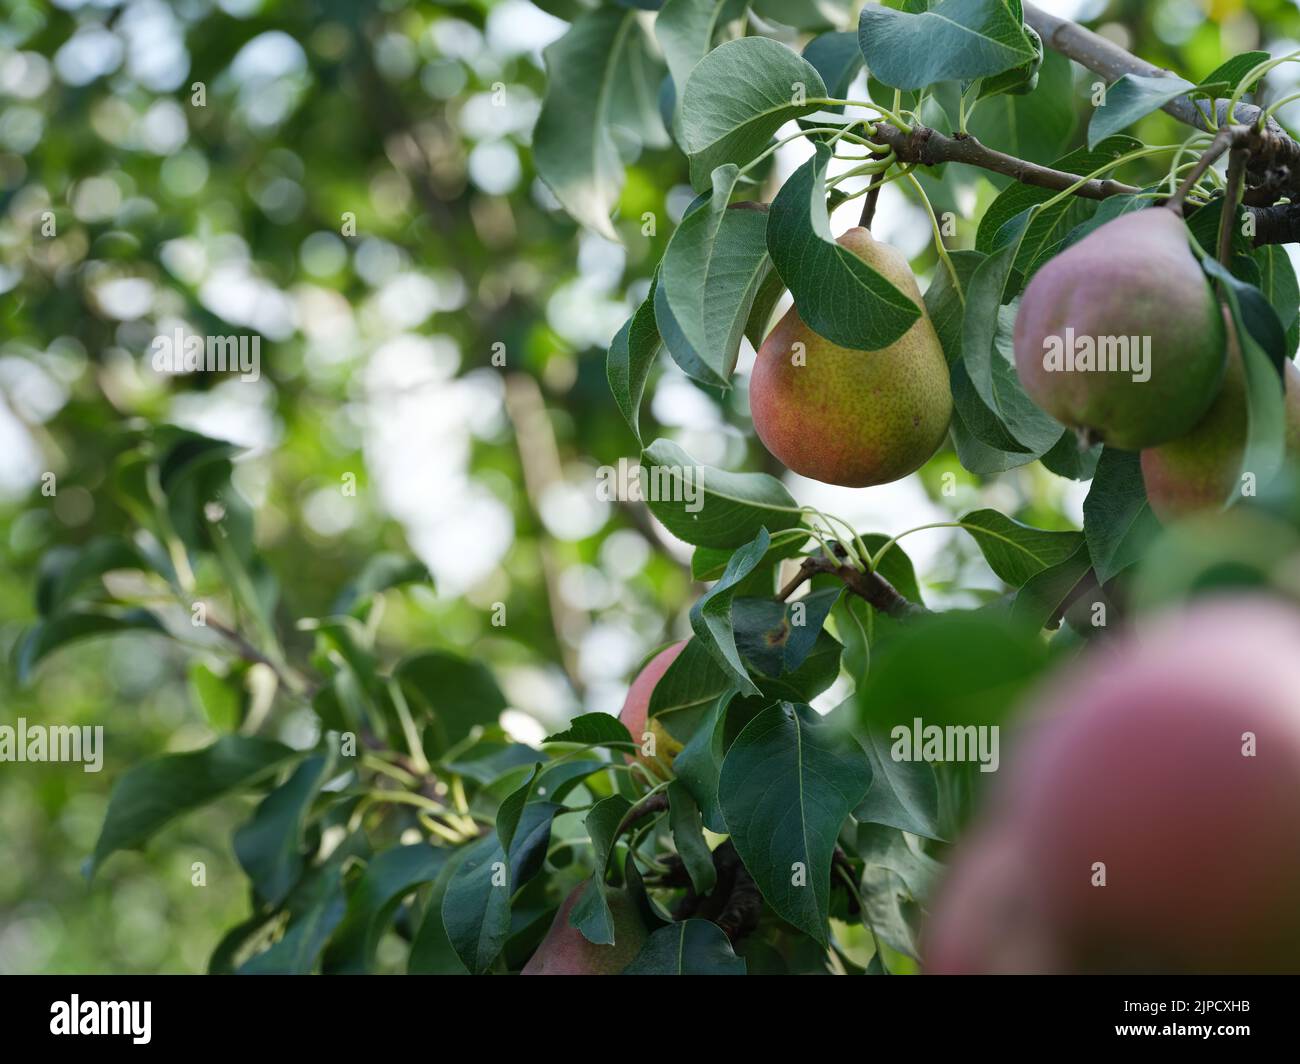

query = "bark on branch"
778;553;924;619
1024;1;1300;209
872;124;1139;200
872;120;1300;246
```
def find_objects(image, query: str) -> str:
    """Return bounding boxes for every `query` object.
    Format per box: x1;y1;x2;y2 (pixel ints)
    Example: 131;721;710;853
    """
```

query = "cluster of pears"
522;642;684;975
1013;205;1300;519
750;228;953;488
926;595;1300;973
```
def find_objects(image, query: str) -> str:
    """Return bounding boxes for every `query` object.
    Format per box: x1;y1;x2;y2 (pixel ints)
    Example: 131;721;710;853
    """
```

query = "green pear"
1013;207;1226;450
1141;321;1300;521
520;883;648;975
749;227;952;488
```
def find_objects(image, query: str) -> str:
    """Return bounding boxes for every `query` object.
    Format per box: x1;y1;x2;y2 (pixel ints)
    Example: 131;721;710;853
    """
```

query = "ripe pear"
926;596;1300;973
521;882;648;975
618;640;687;766
1140;321;1300;521
1013;207;1226;450
749;227;953;487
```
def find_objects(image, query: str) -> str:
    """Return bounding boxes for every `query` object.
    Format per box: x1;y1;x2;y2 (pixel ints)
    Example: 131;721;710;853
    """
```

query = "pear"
1140;320;1300;521
749;227;953;488
926;596;1300;973
520;883;648;975
618;641;687;767
1013;207;1226;450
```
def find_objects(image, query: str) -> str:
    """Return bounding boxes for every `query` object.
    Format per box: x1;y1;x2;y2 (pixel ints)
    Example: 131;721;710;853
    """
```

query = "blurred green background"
3;0;1300;973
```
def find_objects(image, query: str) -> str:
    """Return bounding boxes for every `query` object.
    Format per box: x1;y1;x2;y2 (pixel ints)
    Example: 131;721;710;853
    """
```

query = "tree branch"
1024;1;1300;208
1025;2;1260;132
778;553;924;619
872;123;1138;200
872;120;1300;246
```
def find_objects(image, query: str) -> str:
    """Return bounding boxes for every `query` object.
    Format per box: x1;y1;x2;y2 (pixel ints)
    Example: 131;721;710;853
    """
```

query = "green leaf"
753;0;851;30
18;607;165;684
1009;541;1092;631
718;702;872;945
801;30;865;113
91;736;296;875
732;587;840;678
962;216;1067;452
680;36;826;189
239;865;347;974
1088;73;1196;150
656;0;750;136
958;508;1084;587
1203;258;1290;490
755;629;843;703
657;168;773;386
1060;190;1148;248
647;636;733;740
924;249;985;367
857;823;941;959
1254;244;1300;358
332;553;430;614
1083;448;1162;584
570;795;633;945
234;754;331;906
623;918;746;974
1040;429;1102;481
394;651;507;754
407;858;469;974
1200;51;1269;97
967;48;1075;169
35;537;150;616
542;713;636;751
640;438;802;548
974;22;1042;99
495;763;542;855
692;531;805;582
667;780;717;894
607;275;661;446
441;801;561;973
672;691;734;833
188;662;244;732
690;528;770;697
856;610;1048;735
743;262;789;350
854;723;943;840
767;143;920;351
858;0;1038;92
534;9;656;239
322;843;448;974
977;138;1141;278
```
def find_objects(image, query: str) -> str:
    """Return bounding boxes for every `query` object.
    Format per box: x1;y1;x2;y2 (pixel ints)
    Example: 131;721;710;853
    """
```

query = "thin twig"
1220;146;1248;265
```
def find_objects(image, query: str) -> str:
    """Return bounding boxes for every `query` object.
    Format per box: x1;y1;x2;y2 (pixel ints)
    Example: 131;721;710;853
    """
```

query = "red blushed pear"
618;640;687;765
521;883;648;975
925;595;1300;974
1140;320;1300;521
1013;207;1226;450
749;227;953;488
